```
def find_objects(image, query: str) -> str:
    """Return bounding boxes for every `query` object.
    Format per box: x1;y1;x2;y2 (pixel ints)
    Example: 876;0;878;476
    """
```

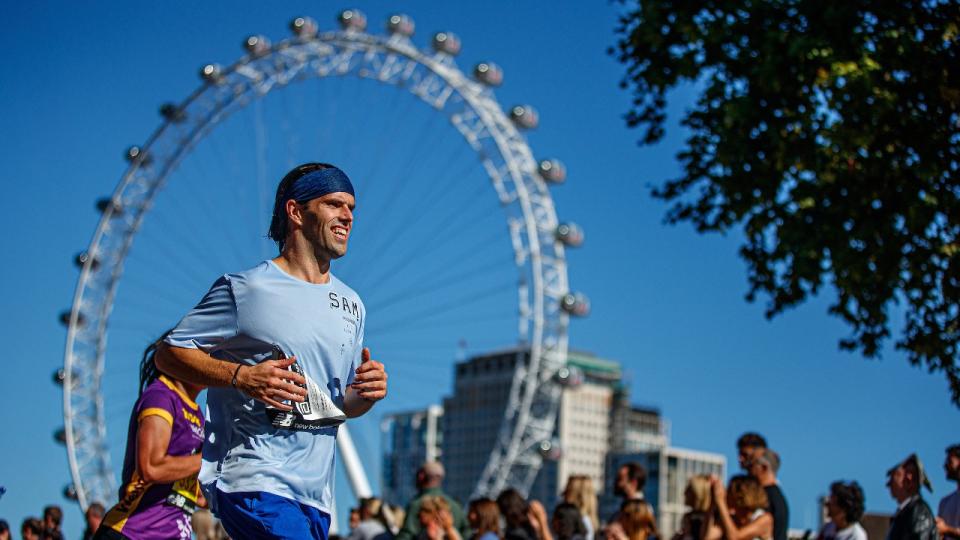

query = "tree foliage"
612;1;960;402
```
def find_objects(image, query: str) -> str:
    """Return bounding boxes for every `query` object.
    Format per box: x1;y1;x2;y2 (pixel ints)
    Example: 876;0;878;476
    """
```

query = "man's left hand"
351;348;387;401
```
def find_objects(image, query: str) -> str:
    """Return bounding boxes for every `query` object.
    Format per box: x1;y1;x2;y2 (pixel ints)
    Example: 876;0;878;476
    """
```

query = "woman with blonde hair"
710;475;773;540
673;475;721;540
468;498;502;540
419;496;463;540
562;475;599;540
617;500;658;540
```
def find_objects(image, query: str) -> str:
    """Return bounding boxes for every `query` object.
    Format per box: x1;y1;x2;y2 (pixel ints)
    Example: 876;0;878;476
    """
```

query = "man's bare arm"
155;343;308;410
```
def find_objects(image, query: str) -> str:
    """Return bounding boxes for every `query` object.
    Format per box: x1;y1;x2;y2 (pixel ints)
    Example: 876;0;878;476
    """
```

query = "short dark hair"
0;519;8;534
86;502;105;517
622;462;648;491
268;163;337;252
830;481;865;524
947;444;960;460
737;432;767;449
496;488;530;529
22;518;43;535
43;505;63;526
552;502;586;540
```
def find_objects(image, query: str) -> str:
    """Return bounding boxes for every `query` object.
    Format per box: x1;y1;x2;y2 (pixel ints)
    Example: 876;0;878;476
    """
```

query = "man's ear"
286;199;302;227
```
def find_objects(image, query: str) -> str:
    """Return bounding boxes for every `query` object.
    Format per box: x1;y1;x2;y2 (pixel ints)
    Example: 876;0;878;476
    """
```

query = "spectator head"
618;500;657;540
684;474;712;513
359;497;383;521
349;507;361;531
21;518;42;540
468;498;501;538
615;462;647;500
551;502;586;540
945;444;960;482
389;504;406;533
727;475;770;523
0;519;9;540
737;432;767;470
85;502;105;532
416;461;446;490
562;474;599;531
887;453;931;502
418;496;452;528
748;449;780;484
826;481;865;528
42;506;62;531
497;488;531;529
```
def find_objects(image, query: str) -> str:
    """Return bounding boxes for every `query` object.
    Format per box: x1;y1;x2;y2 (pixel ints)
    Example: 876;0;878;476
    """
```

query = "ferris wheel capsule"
244;35;271;57
53;368;66;386
54;428;67;445
387;14;415;36
339;9;367;32
554;365;584;388
560;292;590;317
125;146;152;165
95;197;123;216
538;159;566;184
74;251;101;271
432;32;461;56
159;103;186;123
63;484;78;501
199;63;224;85
474;62;503;87
290;16;318;38
510;105;539;130
538;439;562;461
556;222;584;247
60;310;86;328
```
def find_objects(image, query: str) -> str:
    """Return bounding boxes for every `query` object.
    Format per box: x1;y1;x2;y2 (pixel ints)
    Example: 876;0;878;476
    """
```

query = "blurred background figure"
673;475;719;540
710;475;772;540
467;498;501;540
605;500;656;540
417;496;462;540
348;497;393;540
41;506;63;540
21;518;42;540
399;463;468;540
817;481;866;540
550;503;585;540
351;508;363;533
747;449;788;540
887;454;936;540
938;445;960;540
737;434;767;471
0;519;9;540
81;503;104;540
192;508;229;540
562;475;598;540
497;489;552;540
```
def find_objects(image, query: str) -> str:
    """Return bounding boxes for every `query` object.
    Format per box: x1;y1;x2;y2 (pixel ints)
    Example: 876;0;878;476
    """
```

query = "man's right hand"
235;357;308;410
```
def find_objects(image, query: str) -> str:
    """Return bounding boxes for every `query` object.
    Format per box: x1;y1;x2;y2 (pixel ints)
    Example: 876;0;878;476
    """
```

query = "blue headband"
284;167;355;204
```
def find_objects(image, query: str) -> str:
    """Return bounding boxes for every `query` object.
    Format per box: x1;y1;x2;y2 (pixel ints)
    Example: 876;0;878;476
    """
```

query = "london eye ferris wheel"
57;9;590;512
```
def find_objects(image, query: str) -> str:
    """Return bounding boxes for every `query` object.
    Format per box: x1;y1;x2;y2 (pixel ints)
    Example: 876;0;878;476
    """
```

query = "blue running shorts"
215;489;331;540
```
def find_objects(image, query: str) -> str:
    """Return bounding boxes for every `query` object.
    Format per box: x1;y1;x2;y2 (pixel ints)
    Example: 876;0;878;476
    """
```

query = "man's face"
888;464;919;501
945;453;960;481
738;445;762;470
298;192;355;260
825;494;843;523
614;466;632;497
747;460;765;480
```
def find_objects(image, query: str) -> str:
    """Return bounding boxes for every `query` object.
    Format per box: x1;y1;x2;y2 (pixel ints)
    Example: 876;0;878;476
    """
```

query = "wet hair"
268;162;338;252
829;481;865;524
140;331;172;397
469;498;502;538
619;500;657;540
727;475;769;513
496;489;531;529
737;433;767;450
552;502;586;540
622;462;648;491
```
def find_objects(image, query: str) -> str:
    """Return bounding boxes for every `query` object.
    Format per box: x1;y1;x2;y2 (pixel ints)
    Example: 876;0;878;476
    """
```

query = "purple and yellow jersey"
101;376;204;540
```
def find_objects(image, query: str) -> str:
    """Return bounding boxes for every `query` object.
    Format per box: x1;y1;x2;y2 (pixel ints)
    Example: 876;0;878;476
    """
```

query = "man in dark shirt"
888;453;937;540
749;449;789;540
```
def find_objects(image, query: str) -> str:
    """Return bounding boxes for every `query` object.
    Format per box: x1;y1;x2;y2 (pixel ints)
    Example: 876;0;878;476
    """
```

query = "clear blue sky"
1;2;957;539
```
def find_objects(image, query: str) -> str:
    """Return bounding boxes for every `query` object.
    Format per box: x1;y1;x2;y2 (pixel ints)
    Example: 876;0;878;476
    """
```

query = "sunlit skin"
887;464;919;503
738;445;764;470
937;454;960;536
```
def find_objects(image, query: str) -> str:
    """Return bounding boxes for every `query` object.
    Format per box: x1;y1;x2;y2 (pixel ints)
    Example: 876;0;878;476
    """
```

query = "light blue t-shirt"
165;260;365;514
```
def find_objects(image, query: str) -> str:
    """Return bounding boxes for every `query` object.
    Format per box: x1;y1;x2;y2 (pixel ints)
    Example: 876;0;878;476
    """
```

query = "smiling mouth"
332;226;349;241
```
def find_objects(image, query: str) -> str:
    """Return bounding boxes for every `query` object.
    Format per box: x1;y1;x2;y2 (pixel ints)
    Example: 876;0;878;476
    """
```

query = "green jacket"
396;487;470;540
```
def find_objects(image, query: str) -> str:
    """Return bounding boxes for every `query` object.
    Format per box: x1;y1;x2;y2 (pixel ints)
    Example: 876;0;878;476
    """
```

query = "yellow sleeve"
138;407;174;426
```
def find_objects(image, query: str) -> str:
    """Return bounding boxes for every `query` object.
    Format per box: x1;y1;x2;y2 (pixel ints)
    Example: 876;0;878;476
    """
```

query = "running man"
95;334;205;540
155;163;388;540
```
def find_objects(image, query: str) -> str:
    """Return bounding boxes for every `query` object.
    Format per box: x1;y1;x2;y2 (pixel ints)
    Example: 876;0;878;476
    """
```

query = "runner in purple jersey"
95;335;205;540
